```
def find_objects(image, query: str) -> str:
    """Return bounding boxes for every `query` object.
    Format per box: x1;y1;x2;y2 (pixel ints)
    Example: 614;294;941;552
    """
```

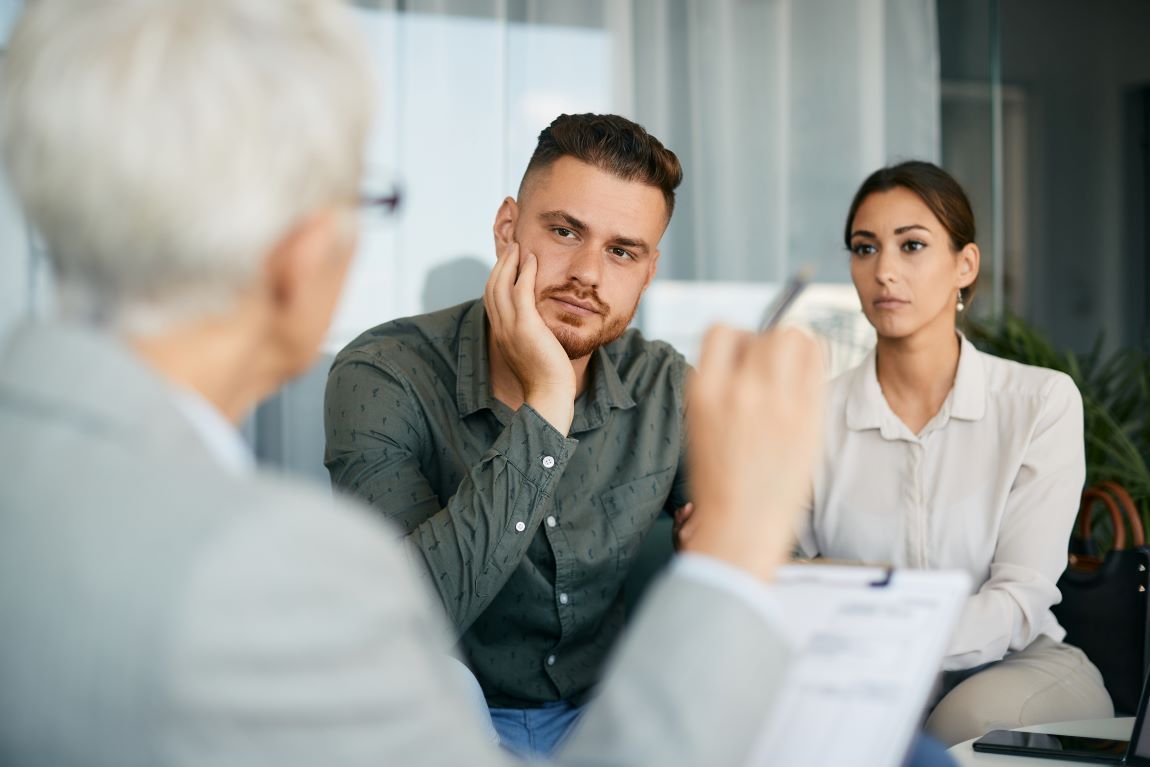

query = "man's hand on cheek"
483;241;576;434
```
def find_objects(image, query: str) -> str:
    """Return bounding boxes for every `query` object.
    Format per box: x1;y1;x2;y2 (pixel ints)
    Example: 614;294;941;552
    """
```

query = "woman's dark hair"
844;160;979;302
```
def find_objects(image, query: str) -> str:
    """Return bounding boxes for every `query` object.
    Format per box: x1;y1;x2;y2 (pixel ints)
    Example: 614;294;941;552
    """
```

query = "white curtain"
626;0;940;283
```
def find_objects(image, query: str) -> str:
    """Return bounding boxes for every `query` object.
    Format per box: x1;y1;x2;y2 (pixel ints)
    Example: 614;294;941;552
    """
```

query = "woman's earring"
956;289;966;313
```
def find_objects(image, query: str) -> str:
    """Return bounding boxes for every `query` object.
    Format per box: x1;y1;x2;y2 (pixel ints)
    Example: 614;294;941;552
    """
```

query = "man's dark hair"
520;113;683;220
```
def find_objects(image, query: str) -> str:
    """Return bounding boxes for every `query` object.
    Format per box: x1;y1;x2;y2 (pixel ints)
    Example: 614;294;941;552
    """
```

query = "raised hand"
483;241;576;434
682;326;824;581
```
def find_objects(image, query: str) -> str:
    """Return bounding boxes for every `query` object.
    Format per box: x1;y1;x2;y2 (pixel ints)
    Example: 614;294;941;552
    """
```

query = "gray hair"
0;0;373;332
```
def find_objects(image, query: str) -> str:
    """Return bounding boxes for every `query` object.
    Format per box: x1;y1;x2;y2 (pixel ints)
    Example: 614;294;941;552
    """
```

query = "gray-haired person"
0;1;826;766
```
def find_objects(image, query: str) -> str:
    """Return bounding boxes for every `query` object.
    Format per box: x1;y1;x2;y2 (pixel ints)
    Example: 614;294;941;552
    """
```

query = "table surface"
948;718;1135;766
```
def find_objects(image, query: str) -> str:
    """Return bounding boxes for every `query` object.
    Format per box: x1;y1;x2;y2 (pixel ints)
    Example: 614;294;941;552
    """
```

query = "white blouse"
798;334;1085;671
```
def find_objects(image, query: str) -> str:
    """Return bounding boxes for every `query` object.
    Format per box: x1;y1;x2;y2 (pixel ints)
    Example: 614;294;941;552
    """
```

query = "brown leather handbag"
1053;481;1150;714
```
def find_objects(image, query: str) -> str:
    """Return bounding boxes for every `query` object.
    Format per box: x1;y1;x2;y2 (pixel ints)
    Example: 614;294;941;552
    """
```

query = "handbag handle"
1076;481;1146;550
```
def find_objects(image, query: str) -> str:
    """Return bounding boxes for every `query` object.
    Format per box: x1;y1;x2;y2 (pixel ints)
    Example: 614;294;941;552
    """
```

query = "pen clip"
868;566;894;588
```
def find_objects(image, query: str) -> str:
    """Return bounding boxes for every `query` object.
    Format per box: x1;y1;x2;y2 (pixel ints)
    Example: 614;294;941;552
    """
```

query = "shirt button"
541;455;556;469
546;516;557;528
514;521;526;533
559;593;569;605
546;654;556;666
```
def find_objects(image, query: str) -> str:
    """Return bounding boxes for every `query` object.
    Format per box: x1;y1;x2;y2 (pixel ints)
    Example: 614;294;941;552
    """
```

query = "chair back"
1054;481;1150;715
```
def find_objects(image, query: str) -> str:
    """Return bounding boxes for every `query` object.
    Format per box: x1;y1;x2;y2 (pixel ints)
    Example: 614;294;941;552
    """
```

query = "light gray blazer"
0;322;791;767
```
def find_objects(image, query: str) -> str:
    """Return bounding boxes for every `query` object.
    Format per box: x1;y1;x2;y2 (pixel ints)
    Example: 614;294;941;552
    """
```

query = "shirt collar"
845;331;986;436
572;344;637;433
844;347;886;433
454;299;636;429
168;384;255;475
949;332;987;421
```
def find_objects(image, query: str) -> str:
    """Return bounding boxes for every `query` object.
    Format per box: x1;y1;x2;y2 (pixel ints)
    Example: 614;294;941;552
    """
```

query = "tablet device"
971;730;1127;763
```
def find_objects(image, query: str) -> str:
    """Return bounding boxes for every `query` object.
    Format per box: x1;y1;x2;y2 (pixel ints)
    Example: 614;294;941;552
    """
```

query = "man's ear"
260;206;355;377
493;196;518;249
642;248;661;292
956;243;980;290
263;207;347;314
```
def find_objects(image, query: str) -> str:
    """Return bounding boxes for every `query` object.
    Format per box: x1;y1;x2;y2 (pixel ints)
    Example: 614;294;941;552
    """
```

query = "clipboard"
745;564;971;767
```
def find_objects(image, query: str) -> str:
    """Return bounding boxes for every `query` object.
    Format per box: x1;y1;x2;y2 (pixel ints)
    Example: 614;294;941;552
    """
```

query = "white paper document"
747;565;970;767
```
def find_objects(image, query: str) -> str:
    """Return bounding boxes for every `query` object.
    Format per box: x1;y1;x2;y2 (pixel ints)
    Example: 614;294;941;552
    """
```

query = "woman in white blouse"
800;161;1113;745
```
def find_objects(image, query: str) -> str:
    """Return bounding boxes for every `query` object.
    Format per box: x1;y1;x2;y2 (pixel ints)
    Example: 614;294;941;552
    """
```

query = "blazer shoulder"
193;472;412;576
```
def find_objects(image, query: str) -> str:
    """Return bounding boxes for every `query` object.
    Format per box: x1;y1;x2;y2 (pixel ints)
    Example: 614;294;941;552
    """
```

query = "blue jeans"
485;702;949;763
905;733;956;767
489;701;584;758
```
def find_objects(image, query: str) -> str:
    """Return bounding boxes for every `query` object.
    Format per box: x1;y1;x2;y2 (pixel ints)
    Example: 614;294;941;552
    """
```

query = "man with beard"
324;113;693;756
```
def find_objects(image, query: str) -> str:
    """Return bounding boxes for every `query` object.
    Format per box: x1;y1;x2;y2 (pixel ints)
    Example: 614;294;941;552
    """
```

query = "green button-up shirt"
324;299;689;707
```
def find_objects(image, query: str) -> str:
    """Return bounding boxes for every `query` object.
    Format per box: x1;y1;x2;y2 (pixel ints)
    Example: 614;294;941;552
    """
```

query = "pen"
757;265;813;332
